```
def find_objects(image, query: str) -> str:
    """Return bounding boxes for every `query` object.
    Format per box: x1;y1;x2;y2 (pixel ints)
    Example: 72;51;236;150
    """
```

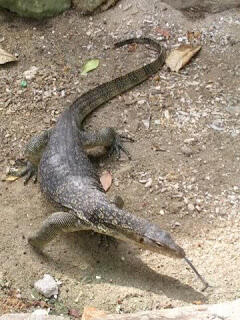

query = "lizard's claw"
22;161;38;185
98;234;118;250
119;134;135;143
109;134;132;160
9;159;38;185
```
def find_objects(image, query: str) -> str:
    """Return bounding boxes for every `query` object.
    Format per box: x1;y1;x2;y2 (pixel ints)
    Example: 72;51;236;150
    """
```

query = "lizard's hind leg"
80;127;133;159
28;211;88;249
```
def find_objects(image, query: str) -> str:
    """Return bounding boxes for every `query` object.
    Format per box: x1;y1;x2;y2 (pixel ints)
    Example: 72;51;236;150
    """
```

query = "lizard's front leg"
10;129;52;184
80;127;133;159
28;199;124;250
28;211;88;249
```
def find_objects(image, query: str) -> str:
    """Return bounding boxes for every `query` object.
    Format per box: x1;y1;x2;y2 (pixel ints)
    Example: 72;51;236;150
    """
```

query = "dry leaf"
166;45;201;72
0;48;17;64
128;43;137;52
155;27;171;39
2;175;19;182
69;308;81;318
193;300;204;305
81;306;107;320
100;171;112;192
187;31;202;43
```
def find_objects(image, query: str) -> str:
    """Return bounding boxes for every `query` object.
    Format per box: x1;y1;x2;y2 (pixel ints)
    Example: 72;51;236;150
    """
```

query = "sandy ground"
0;0;240;316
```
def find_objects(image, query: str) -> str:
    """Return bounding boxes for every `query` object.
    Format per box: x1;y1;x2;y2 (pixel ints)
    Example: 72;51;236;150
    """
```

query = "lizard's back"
39;107;104;211
39;38;166;211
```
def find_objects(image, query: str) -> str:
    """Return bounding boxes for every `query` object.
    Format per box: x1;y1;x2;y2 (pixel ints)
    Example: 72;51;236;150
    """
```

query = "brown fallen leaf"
128;43;137;52
193;300;204;305
100;171;112;192
0;289;50;313
69;308;81;318
187;31;202;43
2;175;19;182
155;27;171;39
166;45;201;72
81;306;107;320
0;48;17;64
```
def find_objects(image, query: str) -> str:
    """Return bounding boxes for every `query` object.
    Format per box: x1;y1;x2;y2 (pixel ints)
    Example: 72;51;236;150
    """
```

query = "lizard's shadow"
38;231;208;303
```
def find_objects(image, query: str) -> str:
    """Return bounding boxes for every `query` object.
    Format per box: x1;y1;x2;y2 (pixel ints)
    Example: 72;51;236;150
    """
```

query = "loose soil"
0;0;240;316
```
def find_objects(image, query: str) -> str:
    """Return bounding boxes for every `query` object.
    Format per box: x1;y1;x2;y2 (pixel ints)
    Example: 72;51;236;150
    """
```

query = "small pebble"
34;274;58;298
181;145;193;157
188;203;195;212
145;178;152;188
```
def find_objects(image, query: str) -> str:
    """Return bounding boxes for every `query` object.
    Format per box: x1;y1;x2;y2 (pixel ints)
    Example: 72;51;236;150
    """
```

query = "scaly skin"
25;38;186;259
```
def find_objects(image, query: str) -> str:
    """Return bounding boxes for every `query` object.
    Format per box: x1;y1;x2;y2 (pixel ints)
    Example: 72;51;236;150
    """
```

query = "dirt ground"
0;0;240;316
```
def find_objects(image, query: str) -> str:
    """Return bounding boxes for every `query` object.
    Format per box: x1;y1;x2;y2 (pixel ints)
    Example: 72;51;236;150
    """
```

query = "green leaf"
81;59;99;75
21;80;27;88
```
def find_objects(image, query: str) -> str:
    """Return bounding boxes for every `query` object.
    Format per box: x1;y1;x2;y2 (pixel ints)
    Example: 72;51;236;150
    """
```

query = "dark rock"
0;0;71;19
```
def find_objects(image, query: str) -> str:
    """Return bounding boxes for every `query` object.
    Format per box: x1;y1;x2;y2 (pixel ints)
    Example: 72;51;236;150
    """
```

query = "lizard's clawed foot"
119;134;134;143
110;195;124;209
28;235;42;249
22;161;38;185
98;234;118;250
109;133;134;160
28;235;46;256
8;159;38;185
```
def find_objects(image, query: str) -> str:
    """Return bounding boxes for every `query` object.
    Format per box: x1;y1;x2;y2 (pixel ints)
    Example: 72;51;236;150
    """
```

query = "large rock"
72;0;120;14
0;0;71;18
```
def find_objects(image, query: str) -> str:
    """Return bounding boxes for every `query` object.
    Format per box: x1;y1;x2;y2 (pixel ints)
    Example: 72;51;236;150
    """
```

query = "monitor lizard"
17;37;208;290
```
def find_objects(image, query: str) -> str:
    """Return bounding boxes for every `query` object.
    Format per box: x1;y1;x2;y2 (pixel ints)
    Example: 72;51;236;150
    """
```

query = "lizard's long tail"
71;37;166;126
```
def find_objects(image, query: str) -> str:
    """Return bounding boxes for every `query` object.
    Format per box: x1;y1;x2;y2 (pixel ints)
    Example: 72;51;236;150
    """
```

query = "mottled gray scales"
23;37;209;289
24;38;185;260
80;128;116;148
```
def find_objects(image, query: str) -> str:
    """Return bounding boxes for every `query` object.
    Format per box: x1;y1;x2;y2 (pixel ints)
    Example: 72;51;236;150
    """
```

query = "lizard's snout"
143;227;185;259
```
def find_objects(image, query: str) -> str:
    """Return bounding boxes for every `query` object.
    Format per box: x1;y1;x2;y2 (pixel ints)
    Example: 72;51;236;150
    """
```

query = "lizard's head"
136;224;185;259
101;203;185;259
